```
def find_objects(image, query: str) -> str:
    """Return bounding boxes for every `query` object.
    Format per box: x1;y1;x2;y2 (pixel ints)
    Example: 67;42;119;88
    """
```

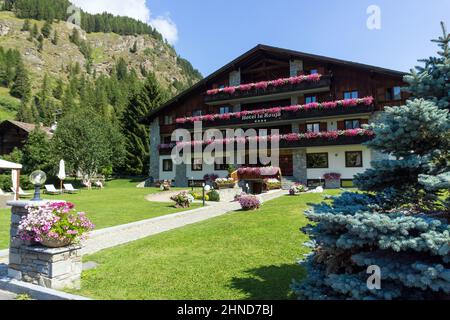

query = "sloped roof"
1;120;53;137
141;44;407;124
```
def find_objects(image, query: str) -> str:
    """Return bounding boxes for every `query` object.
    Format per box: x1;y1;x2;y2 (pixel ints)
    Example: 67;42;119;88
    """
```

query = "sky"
71;0;450;77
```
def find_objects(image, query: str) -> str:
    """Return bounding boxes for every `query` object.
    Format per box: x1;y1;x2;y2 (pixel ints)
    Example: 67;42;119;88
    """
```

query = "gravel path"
81;190;287;255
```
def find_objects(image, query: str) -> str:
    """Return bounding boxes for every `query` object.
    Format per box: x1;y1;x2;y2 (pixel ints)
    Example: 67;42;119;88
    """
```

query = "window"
341;179;354;188
192;110;202;117
346;151;363;168
307;153;329;169
306;122;321;133
310;69;318;75
162;136;172;144
162;159;173;172
219;106;231;114
191;158;203;171
344;119;361;130
344;91;359;99
164;115;173;125
305;95;317;104
214;158;228;171
385;87;402;101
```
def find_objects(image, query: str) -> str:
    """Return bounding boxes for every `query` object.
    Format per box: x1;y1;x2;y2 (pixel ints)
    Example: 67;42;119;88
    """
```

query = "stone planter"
214;183;236;190
40;236;73;248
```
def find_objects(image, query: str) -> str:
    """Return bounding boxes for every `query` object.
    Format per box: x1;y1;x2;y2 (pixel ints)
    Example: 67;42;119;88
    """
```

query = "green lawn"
0;208;9;249
0;179;201;249
68;191;341;300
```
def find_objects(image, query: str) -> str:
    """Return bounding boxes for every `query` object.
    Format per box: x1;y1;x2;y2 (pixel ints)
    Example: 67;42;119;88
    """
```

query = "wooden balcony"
204;75;331;103
158;130;374;155
177;104;374;129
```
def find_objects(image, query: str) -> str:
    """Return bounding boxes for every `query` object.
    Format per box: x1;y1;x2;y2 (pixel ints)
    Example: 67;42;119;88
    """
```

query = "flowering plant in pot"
238;195;262;211
171;192;194;208
289;184;309;195
18;202;95;248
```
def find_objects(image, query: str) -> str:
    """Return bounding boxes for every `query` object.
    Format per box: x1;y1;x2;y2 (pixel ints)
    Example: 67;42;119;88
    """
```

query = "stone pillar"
7;200;82;290
290;60;303;77
292;149;307;184
149;117;161;182
174;163;188;187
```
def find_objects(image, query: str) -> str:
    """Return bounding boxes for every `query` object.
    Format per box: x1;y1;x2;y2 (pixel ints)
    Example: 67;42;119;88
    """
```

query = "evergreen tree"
69;27;81;45
130;40;138;53
53;78;64;99
21;19;31;32
41;20;52;38
51;30;58;45
294;24;450;300
30;23;39;38
121;73;163;176
37;34;44;52
15;101;34;123
10;62;31;102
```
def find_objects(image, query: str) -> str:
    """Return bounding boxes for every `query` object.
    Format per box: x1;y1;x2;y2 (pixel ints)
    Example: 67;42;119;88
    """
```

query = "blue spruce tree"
293;23;450;300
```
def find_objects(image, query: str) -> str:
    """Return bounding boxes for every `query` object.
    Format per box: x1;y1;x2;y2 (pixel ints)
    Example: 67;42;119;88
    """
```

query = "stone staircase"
281;177;299;190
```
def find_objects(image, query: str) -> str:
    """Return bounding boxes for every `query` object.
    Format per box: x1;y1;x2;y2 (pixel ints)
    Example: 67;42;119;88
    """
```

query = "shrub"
289;184;308;195
265;178;281;190
0;174;33;191
170;192;194;208
189;191;210;201
238;195;261;211
207;190;220;202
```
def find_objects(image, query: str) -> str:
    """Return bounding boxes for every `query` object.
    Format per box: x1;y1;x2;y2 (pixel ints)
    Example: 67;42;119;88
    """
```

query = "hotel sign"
241;111;282;123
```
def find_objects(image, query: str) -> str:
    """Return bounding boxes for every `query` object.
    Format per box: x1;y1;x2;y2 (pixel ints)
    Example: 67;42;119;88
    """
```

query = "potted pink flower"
18;202;94;248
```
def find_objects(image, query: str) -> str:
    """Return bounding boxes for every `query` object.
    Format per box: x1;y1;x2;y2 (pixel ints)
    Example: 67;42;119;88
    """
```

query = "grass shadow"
229;263;306;300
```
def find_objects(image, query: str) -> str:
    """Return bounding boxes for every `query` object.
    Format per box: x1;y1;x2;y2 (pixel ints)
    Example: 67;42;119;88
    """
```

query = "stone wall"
149;118;161;181
7;201;82;290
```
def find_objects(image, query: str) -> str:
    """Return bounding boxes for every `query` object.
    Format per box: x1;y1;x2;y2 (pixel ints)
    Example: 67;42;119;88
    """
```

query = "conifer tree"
10;62;31;102
37;34;44;52
21;19;31;31
41;20;52;38
294;23;450;300
30;23;39;38
51;30;58;45
120;73;164;176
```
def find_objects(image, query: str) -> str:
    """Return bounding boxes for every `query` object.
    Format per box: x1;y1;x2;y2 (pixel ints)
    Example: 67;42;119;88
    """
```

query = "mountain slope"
0;10;202;120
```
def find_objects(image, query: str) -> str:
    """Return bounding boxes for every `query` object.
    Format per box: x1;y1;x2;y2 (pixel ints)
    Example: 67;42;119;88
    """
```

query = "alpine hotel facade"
142;45;406;188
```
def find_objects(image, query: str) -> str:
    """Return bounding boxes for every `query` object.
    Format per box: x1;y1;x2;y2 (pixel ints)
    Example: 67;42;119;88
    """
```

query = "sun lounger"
63;183;79;194
44;185;61;195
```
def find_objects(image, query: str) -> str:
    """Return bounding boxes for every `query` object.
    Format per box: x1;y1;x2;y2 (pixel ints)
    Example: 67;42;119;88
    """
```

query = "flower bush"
238;195;262;211
171;192;194;208
289;184;309;195
176;97;374;124
264;178;282;190
207;190;221;202
323;173;342;181
206;74;322;96
18;202;94;245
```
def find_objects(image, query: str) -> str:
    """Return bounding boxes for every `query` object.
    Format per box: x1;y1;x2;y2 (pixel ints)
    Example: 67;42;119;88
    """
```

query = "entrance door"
279;153;293;177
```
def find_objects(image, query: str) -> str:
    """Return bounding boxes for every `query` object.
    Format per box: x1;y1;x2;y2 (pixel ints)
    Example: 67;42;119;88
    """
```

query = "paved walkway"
81;190;287;255
0;289;16;300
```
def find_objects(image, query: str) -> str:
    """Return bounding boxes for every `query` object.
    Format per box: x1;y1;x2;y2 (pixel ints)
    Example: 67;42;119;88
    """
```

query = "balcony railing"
177;97;375;129
158;129;374;154
204;74;331;103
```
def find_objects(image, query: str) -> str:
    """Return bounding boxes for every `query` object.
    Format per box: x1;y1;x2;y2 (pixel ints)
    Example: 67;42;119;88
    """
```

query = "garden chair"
63;183;79;194
44;185;61;195
11;187;32;197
